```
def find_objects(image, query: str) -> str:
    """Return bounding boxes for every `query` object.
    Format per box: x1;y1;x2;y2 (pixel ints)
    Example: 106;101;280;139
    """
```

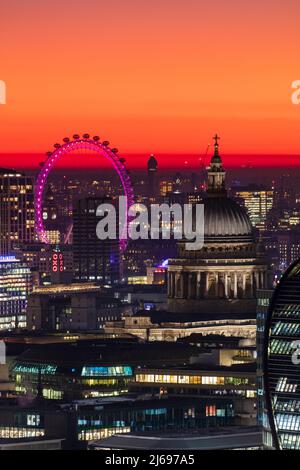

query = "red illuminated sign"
52;252;64;273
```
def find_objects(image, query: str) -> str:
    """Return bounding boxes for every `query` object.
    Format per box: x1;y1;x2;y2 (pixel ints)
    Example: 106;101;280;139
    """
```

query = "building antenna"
199;143;210;169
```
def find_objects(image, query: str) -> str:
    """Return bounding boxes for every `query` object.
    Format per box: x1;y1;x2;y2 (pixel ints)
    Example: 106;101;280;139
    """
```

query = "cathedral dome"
203;195;253;241
201;134;253;242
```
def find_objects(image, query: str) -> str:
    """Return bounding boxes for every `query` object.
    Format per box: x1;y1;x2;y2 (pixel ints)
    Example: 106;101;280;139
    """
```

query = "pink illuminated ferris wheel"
35;134;135;251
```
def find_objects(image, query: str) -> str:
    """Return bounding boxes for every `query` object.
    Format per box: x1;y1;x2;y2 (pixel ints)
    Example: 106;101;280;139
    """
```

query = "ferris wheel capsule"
46;151;52;157
83;133;90;139
54;143;61;149
102;140;109;146
93;136;100;141
111;148;118;154
119;157;126;163
63;137;70;143
73;134;80;140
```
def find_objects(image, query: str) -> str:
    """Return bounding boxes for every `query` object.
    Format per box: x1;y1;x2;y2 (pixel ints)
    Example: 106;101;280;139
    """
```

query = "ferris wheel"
35;134;135;251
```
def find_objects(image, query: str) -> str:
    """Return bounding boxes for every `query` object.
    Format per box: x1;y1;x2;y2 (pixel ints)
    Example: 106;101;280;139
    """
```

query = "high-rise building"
73;197;119;284
159;179;173;196
232;185;274;230
263;257;300;449
0;169;35;254
256;288;274;448
147;154;158;198
277;230;300;271
0;255;32;330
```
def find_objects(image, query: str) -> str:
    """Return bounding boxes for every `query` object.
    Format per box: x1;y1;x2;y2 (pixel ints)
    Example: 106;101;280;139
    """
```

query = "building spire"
213;134;220;156
207;134;226;195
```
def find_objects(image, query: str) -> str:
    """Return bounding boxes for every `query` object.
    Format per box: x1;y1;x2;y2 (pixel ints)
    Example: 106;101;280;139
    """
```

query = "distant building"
73;197;119;284
0;169;35;254
147;154;158;198
277;230;300;271
232;185;273;230
0;256;32;330
123;238;176;279
0;396;256;449
132;363;257;426
26;283;123;332
104;310;257;341
11;341;199;400
256;288;274;448
146;266;167;285
114;284;167;312
16;243;73;286
159;179;173;196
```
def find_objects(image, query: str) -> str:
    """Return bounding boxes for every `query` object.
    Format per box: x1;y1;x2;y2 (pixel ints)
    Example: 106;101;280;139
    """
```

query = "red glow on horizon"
1;152;300;171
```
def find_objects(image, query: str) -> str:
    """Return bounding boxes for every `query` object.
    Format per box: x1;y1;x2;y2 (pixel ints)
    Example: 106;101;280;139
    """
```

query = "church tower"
207;134;226;194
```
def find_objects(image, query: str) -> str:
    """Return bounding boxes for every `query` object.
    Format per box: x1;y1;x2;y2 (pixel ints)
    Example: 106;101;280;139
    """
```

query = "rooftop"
133;309;257;323
13;341;199;368
89;426;262;450
32;283;102;295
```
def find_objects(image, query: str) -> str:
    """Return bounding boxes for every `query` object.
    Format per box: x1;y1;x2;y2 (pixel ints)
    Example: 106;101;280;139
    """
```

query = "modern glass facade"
0;397;236;448
256;288;274;448
0;170;35;254
12;361;134;400
264;258;300;449
133;368;257;400
0;256;32;330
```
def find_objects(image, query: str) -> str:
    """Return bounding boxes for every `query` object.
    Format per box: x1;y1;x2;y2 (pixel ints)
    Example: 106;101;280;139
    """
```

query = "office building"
0;169;35;254
26;283;123;332
73;197;119;284
233;185;273;230
0;256;32;330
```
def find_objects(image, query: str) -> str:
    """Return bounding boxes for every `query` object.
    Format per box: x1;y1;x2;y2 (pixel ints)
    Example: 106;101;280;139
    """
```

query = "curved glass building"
264;258;300;449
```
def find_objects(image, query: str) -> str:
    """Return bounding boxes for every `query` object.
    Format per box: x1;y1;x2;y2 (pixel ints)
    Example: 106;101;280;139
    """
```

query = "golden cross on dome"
213;133;220;156
213;134;220;146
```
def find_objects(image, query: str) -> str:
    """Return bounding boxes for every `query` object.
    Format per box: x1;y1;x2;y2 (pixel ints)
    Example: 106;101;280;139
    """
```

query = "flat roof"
13;341;199;367
89;426;262;450
32;283;102;295
134;309;256;323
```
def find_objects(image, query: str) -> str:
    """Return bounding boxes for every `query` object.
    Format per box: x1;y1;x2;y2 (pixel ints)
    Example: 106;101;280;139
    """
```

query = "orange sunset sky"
1;0;300;168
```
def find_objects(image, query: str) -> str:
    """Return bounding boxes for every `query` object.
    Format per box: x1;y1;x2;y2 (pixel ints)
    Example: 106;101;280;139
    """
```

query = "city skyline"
1;0;300;454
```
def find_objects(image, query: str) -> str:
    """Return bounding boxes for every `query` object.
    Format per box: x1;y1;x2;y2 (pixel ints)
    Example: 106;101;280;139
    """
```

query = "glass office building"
0;256;32;330
264;258;300;449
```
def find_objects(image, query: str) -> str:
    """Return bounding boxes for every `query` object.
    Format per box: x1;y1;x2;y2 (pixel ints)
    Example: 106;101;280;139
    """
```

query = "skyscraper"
233;185;274;230
264;257;300;449
73;197;119;284
147;154;158;198
0;169;35;254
